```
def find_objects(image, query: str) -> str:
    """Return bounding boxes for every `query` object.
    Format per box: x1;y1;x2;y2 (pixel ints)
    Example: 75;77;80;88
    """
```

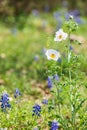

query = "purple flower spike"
14;88;21;98
50;120;59;130
34;55;39;61
53;74;59;81
47;76;53;89
69;46;73;50
42;99;48;105
0;93;11;111
33;127;39;130
32;104;41;116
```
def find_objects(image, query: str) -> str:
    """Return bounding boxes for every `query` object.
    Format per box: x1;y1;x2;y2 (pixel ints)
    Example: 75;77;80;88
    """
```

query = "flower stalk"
68;29;76;130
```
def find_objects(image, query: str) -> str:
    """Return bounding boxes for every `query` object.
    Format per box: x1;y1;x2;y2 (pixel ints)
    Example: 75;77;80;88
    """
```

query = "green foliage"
0;0;87;19
0;13;87;129
45;16;87;129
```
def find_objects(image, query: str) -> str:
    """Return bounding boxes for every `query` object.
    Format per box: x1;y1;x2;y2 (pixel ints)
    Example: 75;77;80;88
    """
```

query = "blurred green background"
0;0;87;97
0;1;87;129
0;0;87;17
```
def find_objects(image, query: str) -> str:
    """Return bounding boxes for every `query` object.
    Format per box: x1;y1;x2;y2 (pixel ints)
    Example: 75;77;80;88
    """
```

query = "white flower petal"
45;49;60;61
63;33;68;40
54;29;68;42
56;29;63;34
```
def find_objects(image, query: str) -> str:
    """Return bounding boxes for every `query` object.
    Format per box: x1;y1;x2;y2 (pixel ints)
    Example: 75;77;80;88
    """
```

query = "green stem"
68;32;76;130
61;56;63;80
55;82;60;115
58;87;60;114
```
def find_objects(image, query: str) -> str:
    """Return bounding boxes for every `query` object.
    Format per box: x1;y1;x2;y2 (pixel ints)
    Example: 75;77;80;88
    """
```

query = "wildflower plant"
0;93;11;112
54;29;68;42
50;120;59;130
45;49;60;61
14;88;22;104
42;99;48;105
45;16;87;129
47;76;53;89
14;88;21;99
32;104;41;117
0;15;87;130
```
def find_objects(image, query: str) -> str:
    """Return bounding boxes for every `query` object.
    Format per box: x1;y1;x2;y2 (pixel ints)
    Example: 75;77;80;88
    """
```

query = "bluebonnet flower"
14;88;21;98
47;74;59;88
62;0;68;8
0;93;11;111
42;99;48;105
47;76;53;89
74;16;85;24
53;74;59;81
32;9;39;17
70;10;80;16
34;55;39;61
44;5;50;12
32;104;41;116
33;127;39;130
53;11;63;29
50;120;59;130
69;46;73;50
42;47;46;53
65;10;85;24
53;11;61;21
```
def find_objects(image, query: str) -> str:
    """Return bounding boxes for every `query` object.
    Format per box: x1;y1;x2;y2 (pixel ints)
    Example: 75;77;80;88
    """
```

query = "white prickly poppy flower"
45;49;60;61
54;29;68;42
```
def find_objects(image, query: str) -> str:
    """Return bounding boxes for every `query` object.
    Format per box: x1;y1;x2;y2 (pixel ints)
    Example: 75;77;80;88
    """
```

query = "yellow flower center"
50;53;56;58
58;35;62;39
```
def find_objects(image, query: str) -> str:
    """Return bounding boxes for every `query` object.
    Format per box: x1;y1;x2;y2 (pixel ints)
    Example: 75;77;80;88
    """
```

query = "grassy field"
0;13;87;129
0;13;87;93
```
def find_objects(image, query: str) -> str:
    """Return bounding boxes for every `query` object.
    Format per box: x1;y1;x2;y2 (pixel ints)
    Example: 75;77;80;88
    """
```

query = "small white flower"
69;15;73;19
9;97;13;101
54;29;68;42
45;49;60;61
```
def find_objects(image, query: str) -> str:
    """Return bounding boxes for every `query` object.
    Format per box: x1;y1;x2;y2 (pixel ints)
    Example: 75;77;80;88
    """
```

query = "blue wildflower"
34;55;39;61
42;99;48;105
50;120;59;130
74;16;85;24
14;88;21;98
33;127;39;130
53;11;61;21
53;74;59;81
53;11;63;29
62;0;68;8
69;46;73;50
42;47;46;54
0;93;11;111
44;5;50;12
32;104;41;116
69;10;80;17
47;76;53;89
32;9;39;17
47;74;59;89
65;10;85;24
